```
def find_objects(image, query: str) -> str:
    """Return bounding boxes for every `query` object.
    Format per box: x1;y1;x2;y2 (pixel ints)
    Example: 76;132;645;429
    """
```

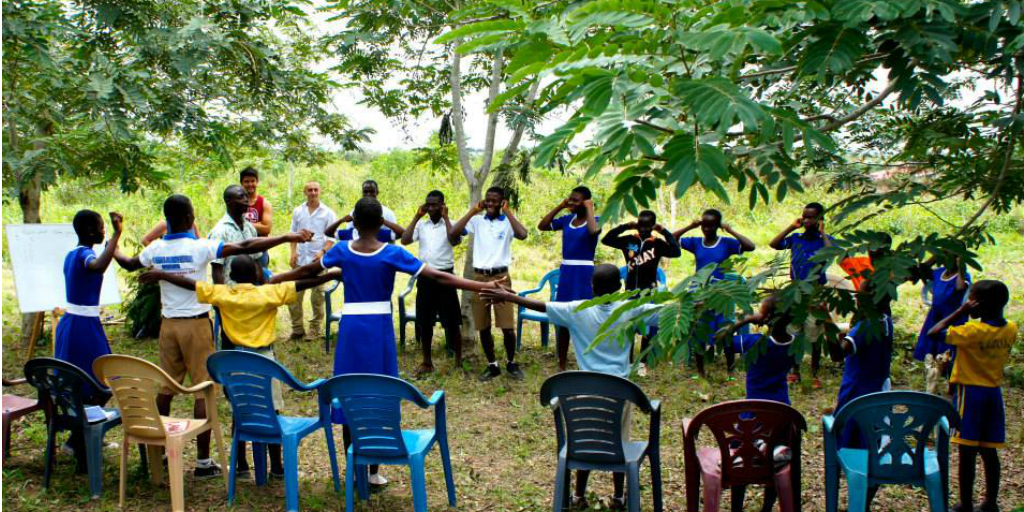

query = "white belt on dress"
65;303;101;317
342;301;392;315
561;259;594;266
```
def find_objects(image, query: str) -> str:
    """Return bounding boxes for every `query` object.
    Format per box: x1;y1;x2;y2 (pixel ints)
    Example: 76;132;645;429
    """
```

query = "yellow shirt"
947;320;1018;387
196;281;298;348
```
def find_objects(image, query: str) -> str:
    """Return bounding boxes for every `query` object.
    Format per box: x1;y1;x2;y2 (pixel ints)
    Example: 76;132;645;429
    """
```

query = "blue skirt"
913;309;963;361
556;265;594;302
331;313;399;424
54;313;111;396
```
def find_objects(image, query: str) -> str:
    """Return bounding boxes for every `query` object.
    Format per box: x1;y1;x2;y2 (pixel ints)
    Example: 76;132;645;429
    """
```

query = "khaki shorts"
158;316;215;395
470;271;515;330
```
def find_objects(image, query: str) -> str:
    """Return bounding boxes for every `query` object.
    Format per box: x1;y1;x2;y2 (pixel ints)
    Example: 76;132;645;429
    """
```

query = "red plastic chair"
3;377;47;465
682;400;807;512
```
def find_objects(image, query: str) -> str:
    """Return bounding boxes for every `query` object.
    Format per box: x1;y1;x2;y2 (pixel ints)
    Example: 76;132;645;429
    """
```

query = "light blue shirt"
545;301;660;378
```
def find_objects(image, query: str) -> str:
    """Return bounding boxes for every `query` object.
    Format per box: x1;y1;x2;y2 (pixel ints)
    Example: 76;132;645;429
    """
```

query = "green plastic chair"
823;390;960;512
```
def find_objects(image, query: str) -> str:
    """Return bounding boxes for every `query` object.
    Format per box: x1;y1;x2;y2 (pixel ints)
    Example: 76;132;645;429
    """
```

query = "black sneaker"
505;362;525;380
194;462;223;480
478;364;501;382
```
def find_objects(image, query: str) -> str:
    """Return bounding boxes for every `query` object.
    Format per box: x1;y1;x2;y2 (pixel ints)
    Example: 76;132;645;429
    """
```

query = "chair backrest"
685;400;807;486
93;355;175;439
320;374;434;459
540;371;655;465
619;266;667;289
833;391;960;482
23;358;109;428
541;269;560;301
207;351;293;437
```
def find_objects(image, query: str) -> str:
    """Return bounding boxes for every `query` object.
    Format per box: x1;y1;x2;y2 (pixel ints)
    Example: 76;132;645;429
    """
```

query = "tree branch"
636;119;675;135
957;73;1024;235
738;52;889;81
448;42;474;182
476;50;504;181
500;80;541;166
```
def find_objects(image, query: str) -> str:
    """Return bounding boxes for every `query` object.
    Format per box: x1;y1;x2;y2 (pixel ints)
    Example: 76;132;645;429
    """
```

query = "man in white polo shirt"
400;190;463;375
288;181;337;340
449;186;528;381
116;194;311;478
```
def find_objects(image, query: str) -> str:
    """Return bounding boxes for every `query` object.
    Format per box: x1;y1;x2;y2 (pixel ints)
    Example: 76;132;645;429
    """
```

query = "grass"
3;155;1024;511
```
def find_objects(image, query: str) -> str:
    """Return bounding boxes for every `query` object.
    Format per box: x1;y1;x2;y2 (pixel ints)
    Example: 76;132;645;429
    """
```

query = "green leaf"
796;25;869;80
676;78;765;132
743;28;782;55
662;134;731;203
581;76;614;116
433;19;524;45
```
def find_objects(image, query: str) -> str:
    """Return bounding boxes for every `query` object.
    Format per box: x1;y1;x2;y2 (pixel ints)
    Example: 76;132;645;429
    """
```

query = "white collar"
348;243;387;257
702;237;722;249
568;214;586;229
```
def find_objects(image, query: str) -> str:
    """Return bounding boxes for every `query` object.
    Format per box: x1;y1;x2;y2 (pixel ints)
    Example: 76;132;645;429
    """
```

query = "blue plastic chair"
517;269;560;349
319;374;455;512
23;357;125;499
618;265;667;290
823;390;960;512
541;371;663;512
206;351;339;512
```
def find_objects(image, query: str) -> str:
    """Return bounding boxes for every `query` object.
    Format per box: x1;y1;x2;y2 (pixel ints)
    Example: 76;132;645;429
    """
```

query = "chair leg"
324;425;341;493
702;471;722;512
85;426;105;499
516;316;524;351
650;450;664;512
167;438;185;512
283;437;301;512
146;444;164;485
357;463;370;500
345;452;355;512
552;458;568;512
440;436;457;507
730;485;745;512
227;433;238;506
410;454;429;512
627;462;641;512
925;476;946;512
211;424;228;492
2;412;11;465
846;478;869;512
253;442;268;487
120;438;130;508
541;322;550;348
825;459;839;512
43;424;57;490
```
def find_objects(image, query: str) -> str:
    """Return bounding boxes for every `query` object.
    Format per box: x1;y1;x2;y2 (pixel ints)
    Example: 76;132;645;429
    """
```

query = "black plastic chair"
24;357;126;498
540;371;663;512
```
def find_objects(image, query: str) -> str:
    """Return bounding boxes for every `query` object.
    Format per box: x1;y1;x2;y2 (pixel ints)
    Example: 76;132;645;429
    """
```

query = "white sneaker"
368;472;388;486
637;363;648;378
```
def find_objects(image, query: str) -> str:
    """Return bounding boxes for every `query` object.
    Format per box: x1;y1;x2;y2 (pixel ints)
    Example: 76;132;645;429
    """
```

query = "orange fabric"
839;257;873;291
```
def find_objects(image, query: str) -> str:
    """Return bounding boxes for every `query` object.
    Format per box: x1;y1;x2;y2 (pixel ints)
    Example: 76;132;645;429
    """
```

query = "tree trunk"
458;180;485;346
18;165;44;345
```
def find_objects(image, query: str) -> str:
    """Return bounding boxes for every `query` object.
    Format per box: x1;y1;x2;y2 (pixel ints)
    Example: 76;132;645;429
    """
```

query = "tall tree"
3;0;371;338
447;0;1024;362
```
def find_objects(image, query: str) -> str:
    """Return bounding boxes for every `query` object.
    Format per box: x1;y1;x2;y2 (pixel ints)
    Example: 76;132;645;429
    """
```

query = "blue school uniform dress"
780;231;833;284
733;333;796;405
913;267;971;361
681;236;746;345
837;315;894;447
552;214;600;301
321;242;424;424
54;246;111;395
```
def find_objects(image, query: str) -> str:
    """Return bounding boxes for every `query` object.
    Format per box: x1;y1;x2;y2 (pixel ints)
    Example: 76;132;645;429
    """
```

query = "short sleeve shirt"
291;203;338;266
412;217;456;269
733;333;795;403
320;242;424;304
207;214;260;284
139;233;223;317
551;214;600;262
347;205;398;241
781;231;833;284
545;301;659;378
63;246;103;306
337;227;396;243
838;315;894;408
196;281;297;348
679;236;744;279
466;214;514;270
947;320;1018;387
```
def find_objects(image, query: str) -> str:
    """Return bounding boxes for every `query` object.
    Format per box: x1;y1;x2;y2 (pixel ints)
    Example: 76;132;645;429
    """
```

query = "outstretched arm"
449;203;482;245
139;270;198;291
480;287;547;313
295;269;341;292
221;231;312;258
270;260;325;284
502;201;528;240
114;249;145;272
419;265;497;294
769;218;801;250
86;212;124;273
723;223;756;252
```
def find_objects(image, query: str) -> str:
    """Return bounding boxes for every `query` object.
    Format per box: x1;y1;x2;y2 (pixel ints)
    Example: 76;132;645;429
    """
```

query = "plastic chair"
318;374;455;512
682;400;807;512
206;351;338;512
540;371;663;512
93;355;228;512
516;269;560;349
823;391;960;512
23;357;122;498
3;377;47;465
619;266;667;290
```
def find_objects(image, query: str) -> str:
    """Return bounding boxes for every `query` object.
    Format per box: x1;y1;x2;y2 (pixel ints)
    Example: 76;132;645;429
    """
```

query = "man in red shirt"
240;166;274;269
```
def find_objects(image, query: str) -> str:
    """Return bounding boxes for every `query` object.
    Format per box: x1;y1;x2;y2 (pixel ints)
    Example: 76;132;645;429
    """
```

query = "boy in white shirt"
400;190;463;374
449;186;529;381
117;194;311;478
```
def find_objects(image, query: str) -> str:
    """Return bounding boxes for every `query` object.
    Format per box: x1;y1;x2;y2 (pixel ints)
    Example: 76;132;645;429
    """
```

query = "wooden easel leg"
25;313;44;359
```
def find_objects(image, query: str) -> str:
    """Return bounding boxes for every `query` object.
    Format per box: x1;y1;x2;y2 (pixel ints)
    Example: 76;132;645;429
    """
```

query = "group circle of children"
50;166;1018;511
